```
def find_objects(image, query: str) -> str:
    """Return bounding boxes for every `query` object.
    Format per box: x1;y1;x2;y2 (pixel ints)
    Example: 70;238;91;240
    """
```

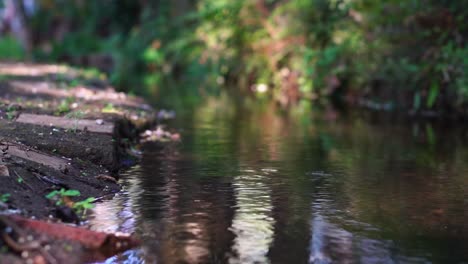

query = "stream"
90;97;468;263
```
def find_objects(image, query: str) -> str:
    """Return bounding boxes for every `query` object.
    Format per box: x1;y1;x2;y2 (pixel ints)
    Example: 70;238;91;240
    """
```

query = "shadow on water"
90;95;468;263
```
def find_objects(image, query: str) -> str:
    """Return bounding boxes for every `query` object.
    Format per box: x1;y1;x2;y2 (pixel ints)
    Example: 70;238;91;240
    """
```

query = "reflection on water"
230;171;274;264
90;166;143;234
90;97;468;263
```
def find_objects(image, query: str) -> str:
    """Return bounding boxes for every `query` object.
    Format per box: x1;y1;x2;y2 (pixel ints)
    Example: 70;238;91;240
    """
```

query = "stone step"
0;120;117;172
16;113;114;134
1;141;71;172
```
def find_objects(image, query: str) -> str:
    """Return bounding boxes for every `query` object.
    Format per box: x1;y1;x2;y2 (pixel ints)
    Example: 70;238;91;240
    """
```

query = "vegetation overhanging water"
1;1;467;116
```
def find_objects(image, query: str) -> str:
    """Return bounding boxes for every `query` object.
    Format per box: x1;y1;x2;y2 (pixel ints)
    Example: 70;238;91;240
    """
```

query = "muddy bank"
0;62;157;263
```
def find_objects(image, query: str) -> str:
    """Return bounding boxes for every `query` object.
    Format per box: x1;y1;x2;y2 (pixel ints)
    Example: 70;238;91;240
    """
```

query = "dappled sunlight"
89;166;145;234
8;80;69;98
0;62;152;126
0;62;141;106
0;62;71;77
89;194;136;234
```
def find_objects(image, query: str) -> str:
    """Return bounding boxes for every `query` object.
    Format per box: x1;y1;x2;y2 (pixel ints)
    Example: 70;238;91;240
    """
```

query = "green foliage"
6;112;16;120
14;0;468;112
72;197;95;215
0;193;10;203
102;103;118;113
55;97;74;115
0;35;25;60
427;82;439;108
5;105;17;120
46;188;81;205
45;188;95;216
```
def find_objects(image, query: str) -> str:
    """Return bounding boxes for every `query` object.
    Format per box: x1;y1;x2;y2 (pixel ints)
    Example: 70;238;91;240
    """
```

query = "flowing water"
90;97;468;263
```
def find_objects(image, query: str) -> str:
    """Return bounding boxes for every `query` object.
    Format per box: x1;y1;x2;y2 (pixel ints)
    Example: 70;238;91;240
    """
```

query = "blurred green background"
0;0;466;113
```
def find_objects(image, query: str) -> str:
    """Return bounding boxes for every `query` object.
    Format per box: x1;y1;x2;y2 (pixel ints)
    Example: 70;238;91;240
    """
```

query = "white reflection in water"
229;171;275;264
89;166;143;233
88;166;145;263
89;192;135;234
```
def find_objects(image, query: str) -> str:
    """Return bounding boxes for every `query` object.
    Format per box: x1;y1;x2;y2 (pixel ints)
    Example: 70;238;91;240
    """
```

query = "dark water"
91;97;468;263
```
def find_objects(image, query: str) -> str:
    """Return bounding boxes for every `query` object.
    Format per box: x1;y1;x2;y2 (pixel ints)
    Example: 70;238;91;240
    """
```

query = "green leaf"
426;124;436;146
82;203;95;209
46;191;59;199
1;193;10;202
73;197;95;211
426;82;439;108
63;190;81;196
143;48;164;64
80;197;95;204
413;92;421;110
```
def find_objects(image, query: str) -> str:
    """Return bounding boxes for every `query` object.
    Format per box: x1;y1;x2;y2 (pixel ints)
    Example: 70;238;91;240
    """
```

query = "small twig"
95;174;118;184
40;175;67;188
12;170;34;191
31;172;47;184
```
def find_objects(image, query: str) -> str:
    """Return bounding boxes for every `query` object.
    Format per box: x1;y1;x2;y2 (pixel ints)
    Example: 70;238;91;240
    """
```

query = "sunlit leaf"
63;190;81;196
46;191;59;199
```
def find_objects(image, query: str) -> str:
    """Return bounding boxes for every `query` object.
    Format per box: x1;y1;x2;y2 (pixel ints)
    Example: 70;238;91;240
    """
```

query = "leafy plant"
72;197;95;215
0;193;10;203
46;189;95;216
5;105;17;120
55;98;74;115
46;188;81;206
101;103;119;113
0;35;25;60
6;112;16;120
65;111;85;119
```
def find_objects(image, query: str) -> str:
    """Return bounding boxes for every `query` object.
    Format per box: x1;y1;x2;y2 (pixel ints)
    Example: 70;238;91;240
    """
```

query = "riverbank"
0;62;156;263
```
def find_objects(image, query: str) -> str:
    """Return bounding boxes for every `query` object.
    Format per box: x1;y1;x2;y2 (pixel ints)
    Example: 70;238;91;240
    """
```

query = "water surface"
90;98;468;263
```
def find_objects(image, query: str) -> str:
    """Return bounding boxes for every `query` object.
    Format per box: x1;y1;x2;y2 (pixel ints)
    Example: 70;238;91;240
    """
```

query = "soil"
0;62;156;263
